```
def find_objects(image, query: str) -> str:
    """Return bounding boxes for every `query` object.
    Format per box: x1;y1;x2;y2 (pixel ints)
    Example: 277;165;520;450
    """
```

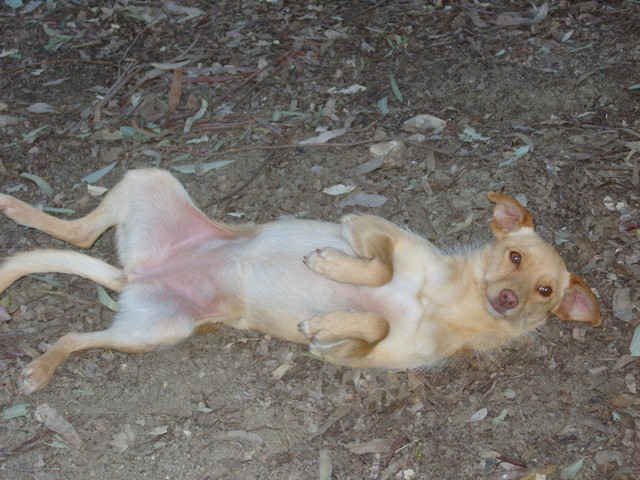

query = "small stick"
93;63;141;123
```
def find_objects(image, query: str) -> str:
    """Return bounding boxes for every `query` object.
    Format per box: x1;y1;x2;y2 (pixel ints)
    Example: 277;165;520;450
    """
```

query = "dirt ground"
0;1;639;479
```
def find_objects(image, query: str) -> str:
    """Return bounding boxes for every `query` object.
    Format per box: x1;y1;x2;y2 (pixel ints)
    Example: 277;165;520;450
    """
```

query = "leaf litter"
35;404;83;449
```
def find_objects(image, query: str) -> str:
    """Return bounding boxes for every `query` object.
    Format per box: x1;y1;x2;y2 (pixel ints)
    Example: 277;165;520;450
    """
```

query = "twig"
118;29;145;69
6;59;117;75
574;62;633;87
214;151;280;207
212;49;302;109
207;137;390;157
93;63;141;123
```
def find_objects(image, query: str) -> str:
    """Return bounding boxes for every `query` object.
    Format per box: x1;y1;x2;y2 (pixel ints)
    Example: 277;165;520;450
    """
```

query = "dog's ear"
487;191;534;238
552;274;601;326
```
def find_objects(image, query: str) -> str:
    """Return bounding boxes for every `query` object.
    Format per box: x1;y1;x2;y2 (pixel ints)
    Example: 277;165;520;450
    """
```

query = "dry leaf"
345;438;393;454
35;404;83;449
339;192;387;208
298;128;347;145
323;184;356;196
469;407;488;422
111;424;135;452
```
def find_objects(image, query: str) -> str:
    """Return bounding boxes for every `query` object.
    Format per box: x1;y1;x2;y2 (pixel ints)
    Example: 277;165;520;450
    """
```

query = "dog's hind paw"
19;359;53;395
309;337;350;357
0;194;31;223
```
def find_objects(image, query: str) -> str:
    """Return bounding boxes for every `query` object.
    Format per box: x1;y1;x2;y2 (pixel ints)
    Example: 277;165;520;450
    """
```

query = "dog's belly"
233;220;369;341
128;219;376;342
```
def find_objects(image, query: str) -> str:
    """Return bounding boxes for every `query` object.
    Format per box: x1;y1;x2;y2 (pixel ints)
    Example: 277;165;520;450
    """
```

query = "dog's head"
481;192;600;329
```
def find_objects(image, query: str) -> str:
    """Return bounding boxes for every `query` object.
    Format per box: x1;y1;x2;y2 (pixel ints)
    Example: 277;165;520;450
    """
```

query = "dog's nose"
498;289;519;310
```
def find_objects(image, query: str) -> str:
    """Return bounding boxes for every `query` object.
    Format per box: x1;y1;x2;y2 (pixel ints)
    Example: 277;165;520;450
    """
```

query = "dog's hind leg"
0;192;116;249
1;169;255;261
19;283;203;394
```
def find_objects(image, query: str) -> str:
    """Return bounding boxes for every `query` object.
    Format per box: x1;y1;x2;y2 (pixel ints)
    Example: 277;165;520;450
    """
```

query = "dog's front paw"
303;247;346;278
20;358;54;395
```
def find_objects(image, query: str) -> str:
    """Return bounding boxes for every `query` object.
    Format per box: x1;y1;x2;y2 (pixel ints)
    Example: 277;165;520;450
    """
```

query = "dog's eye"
537;285;553;297
509;251;522;265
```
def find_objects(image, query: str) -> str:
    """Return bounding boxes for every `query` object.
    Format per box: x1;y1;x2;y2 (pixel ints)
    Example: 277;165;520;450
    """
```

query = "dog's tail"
0;250;124;294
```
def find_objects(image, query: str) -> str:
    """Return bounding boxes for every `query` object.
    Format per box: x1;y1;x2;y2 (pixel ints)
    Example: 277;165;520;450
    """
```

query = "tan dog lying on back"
0;169;600;393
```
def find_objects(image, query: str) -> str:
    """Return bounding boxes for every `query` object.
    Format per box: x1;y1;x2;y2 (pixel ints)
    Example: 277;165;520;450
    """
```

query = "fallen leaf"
625;373;636;394
389;74;403;102
327;84;366;95
459;126;490;142
142;149;163;164
209;430;264;444
96;286;118;312
499;145;530;167
354;156;385;175
164;1;205;23
613;354;636;370
594;450;624;467
42;206;75;215
184;98;208;133
345;438;393;455
87;185;108;197
22;125;48;144
5;0;23;9
298;128;347;145
186;135;209;144
608;393;640;408
29;273;62;288
150;60;191;70
448;213;474;234
35;403;83;449
368;140;406;167
560;458;583;480
613;288;634;322
319;449;332;480
27;102;56;114
377;96;389;116
148;425;169;437
339;192;387;208
42;24;72;52
171;160;234;174
82;162;118;183
271;363;292;380
0;114;20;127
20;172;53;196
469;407;488;422
492;409;508;424
323;184;356;196
43;77;69;87
111;424;135;452
2;403;29;420
401;114;446;134
630;325;640;357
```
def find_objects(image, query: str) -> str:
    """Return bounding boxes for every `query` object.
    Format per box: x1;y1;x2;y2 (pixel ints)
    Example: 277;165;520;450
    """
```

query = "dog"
0;168;600;394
